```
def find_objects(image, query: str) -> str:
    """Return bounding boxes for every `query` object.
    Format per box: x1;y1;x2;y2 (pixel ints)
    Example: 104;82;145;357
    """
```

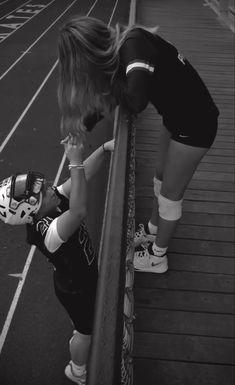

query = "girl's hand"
103;139;115;152
61;134;84;164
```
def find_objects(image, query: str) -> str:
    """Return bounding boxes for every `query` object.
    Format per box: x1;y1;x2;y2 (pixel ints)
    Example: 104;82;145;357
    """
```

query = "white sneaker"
134;244;168;273
65;361;86;384
134;223;156;248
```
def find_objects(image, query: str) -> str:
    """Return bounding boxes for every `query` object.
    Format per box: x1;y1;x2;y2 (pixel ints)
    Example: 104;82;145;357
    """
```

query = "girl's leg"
149;125;171;227
135;125;170;247
154;140;208;249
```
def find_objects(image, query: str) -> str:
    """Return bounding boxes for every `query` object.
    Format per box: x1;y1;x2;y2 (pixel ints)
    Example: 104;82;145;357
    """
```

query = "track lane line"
0;60;58;154
0;0;76;80
0;150;66;354
0;0;31;16
0;0;15;6
0;0;54;43
0;0;98;153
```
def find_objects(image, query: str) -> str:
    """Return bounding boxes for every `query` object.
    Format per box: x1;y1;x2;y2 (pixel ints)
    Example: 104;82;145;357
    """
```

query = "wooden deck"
133;1;235;384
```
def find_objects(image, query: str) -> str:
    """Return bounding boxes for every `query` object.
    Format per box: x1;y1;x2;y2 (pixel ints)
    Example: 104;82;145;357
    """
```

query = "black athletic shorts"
163;112;219;148
53;274;97;335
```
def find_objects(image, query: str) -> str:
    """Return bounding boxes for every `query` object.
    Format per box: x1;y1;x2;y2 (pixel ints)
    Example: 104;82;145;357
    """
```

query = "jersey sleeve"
57;184;69;199
36;216;65;253
116;30;156;113
44;217;65;253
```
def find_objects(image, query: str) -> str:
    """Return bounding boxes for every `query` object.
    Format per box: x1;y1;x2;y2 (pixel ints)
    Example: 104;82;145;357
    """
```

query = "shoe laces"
135;223;146;238
135;247;150;259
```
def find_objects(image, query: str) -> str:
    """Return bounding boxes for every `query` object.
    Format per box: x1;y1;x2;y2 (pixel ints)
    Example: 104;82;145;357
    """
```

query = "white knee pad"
158;194;183;221
153;176;162;197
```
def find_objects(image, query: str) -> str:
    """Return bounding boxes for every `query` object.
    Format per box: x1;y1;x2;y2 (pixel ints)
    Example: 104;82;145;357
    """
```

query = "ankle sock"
70;361;86;376
148;221;158;235
152;242;167;257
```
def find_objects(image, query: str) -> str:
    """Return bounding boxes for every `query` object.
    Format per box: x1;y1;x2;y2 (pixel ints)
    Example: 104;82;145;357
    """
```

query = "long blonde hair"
57;16;158;137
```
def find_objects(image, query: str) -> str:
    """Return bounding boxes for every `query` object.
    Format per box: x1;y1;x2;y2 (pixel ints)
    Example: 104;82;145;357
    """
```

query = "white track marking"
0;0;100;151
0;245;36;354
0;0;76;80
108;0;119;26
0;0;10;6
0;60;58;154
0;1;56;43
0;0;31;17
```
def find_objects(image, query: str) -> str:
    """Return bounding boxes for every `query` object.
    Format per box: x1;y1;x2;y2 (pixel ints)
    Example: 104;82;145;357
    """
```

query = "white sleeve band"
126;62;155;75
44;217;65;253
57;184;69;198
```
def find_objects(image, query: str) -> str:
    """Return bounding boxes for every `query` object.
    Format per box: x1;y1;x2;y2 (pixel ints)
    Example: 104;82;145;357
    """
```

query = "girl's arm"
84;139;114;179
56;136;87;241
113;31;155;114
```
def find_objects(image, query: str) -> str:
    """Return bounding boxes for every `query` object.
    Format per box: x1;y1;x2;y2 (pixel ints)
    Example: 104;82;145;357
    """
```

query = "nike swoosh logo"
179;134;189;138
151;261;162;266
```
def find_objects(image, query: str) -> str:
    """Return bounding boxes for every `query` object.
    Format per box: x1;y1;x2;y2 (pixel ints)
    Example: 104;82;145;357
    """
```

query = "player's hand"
61;134;84;164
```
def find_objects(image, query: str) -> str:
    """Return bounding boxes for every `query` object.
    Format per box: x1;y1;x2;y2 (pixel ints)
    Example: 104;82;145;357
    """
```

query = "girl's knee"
155;167;163;181
161;185;185;201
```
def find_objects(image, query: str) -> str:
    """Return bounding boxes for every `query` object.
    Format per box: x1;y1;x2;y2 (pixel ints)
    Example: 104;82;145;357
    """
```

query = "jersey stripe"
126;61;155;75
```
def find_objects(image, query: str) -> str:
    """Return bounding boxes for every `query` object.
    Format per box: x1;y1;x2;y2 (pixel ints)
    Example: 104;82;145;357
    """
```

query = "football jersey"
115;28;219;121
26;187;97;293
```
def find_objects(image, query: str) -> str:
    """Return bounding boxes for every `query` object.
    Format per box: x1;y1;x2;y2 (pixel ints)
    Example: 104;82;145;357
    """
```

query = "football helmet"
0;172;45;225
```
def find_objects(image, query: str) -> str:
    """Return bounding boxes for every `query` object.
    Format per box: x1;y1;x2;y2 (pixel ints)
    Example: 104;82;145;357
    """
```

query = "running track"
0;1;130;384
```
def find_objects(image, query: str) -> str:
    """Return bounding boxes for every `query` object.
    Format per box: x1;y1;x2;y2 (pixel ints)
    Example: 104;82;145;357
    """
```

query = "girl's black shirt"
26;188;98;293
115;28;219;120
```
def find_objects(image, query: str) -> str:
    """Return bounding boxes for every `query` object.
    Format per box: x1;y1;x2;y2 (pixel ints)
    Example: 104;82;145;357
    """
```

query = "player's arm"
56;135;87;241
61;139;114;197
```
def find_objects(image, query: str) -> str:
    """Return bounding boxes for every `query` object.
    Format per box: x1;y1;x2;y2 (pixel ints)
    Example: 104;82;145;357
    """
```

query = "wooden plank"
133;0;235;383
136;210;235;228
174;224;234;242
133;358;235;385
133;332;235;364
169;238;234;257
134;271;234;293
183;200;235;215
136;167;235;183
136;177;235;193
136;197;235;215
134;288;235;313
137;152;234;164
136;186;235;203
134;308;235;337
136;144;235;156
136;137;234;150
187;179;235;192
136;158;234;173
168;253;235;274
137;132;234;144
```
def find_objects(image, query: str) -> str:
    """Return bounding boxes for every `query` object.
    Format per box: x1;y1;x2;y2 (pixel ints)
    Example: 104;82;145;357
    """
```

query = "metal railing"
87;1;137;383
87;108;135;385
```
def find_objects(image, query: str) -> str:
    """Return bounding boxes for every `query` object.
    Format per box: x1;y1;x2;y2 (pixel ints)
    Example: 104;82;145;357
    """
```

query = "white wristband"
68;163;84;170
